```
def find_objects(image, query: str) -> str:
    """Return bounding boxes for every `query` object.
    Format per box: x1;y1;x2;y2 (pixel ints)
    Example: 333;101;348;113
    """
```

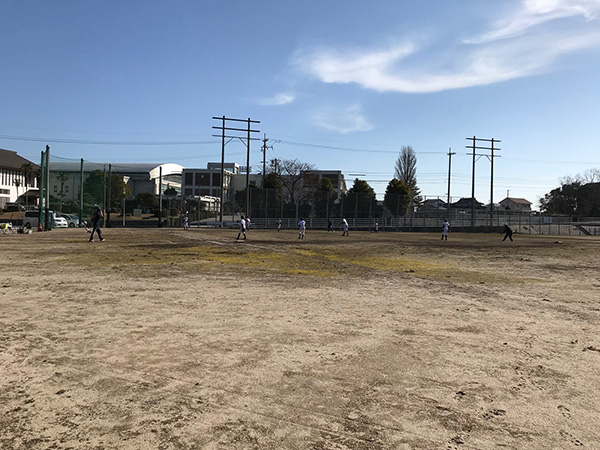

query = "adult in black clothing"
89;207;105;242
502;223;513;241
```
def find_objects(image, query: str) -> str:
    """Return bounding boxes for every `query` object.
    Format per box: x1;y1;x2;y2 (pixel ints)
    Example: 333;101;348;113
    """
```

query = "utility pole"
261;134;273;222
107;163;112;226
45;146;50;230
79;159;84;227
465;136;501;228
488;139;501;226
447;148;455;221
212;116;260;223
158;166;163;228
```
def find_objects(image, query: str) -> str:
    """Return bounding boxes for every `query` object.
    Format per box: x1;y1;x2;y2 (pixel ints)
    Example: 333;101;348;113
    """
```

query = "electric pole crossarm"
466;137;501;143
466;145;502;151
211;134;260;141
212;116;260;124
212;126;261;133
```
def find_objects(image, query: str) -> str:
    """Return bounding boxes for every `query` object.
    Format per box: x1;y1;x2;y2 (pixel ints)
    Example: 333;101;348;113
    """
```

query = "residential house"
499;197;532;212
451;197;485;210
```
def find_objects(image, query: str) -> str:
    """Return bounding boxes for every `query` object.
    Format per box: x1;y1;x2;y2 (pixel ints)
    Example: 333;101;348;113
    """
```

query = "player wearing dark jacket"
502;223;513;242
89;207;105;242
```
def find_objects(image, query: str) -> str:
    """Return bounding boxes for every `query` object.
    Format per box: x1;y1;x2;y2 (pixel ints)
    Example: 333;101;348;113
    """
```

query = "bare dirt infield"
1;227;599;450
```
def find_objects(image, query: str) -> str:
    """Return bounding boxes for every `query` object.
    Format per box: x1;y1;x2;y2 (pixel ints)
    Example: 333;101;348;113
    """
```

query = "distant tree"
264;171;282;190
82;170;106;204
136;192;158;213
234;185;262;217
314;177;336;218
384;179;412;216
270;158;315;206
164;186;177;197
263;172;283;218
109;175;131;210
83;170;131;210
394;146;422;203
577;182;600;216
539;171;600;217
581;168;600;183
342;178;376;218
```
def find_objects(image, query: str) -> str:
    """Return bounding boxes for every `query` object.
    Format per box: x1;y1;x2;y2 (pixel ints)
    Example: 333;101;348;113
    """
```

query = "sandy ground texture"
1;227;599;450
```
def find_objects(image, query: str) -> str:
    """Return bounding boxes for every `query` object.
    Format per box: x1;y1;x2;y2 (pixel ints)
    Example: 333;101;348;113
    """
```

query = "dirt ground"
1;227;599;449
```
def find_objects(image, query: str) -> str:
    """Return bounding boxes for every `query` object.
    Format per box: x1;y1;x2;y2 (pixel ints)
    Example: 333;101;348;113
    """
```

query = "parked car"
3;202;25;212
53;215;68;228
22;210;67;229
59;213;80;228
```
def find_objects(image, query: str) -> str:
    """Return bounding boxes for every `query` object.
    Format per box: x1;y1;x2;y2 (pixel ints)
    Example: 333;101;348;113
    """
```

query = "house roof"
49;161;184;176
0;148;38;170
501;197;532;205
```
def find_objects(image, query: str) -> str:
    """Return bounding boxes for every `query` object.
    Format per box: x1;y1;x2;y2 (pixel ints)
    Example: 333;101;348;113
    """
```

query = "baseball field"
1;227;599;449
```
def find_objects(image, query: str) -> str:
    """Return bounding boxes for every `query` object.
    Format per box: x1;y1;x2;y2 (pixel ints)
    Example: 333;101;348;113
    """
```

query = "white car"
59;213;80;227
22;210;68;229
53;215;68;228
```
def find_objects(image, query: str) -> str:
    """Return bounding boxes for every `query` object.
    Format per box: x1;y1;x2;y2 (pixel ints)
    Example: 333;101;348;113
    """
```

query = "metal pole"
220;116;225;225
263;134;267;222
107;163;112;226
102;165;106;216
39;150;45;230
245;118;251;218
447;148;455;221
470;136;476;228
45;146;50;230
79;158;84;227
158;166;163;228
490;139;495;227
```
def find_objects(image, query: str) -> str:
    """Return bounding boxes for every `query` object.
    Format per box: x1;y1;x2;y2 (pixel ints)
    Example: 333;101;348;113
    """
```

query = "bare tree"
394;146;421;203
582;168;600;184
271;158;316;207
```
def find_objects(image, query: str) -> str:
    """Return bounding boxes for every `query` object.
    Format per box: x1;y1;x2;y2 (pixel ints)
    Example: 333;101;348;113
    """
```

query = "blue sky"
2;0;600;206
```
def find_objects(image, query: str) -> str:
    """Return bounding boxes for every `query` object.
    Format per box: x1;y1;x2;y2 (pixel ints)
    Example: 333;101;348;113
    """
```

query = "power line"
0;134;214;145
276;139;446;155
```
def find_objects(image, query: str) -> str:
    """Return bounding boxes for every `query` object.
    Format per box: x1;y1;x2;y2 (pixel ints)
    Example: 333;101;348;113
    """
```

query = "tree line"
234;146;422;219
540;169;600;217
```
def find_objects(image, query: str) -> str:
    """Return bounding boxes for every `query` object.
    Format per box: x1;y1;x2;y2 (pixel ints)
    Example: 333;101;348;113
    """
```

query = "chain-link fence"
15;150;597;236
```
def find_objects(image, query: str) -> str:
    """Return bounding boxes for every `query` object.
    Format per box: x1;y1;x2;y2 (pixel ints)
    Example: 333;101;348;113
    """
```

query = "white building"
0;148;39;209
47;161;184;201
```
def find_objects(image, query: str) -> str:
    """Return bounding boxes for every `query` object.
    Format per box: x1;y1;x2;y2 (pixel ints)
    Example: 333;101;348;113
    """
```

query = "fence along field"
1;228;599;449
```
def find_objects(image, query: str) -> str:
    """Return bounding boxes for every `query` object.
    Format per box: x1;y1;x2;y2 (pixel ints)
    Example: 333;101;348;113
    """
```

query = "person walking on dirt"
183;213;189;231
236;215;247;240
341;217;349;236
327;218;334;232
89;207;105;243
298;217;306;240
501;223;513;241
441;219;450;240
277;218;282;232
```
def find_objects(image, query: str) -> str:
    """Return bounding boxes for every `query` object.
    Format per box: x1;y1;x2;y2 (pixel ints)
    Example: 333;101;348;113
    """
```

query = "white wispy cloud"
466;0;600;43
292;0;600;93
256;92;296;106
313;104;373;134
